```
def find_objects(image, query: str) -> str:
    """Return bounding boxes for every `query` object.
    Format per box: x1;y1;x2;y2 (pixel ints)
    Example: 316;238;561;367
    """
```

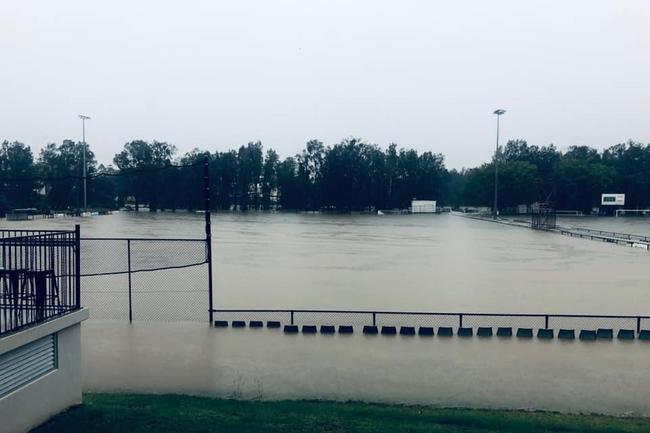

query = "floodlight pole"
493;109;506;219
204;156;214;325
78;115;91;211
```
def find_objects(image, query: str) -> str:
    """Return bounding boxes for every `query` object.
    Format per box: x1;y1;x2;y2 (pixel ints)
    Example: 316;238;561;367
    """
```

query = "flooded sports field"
6;212;649;314
4;212;650;414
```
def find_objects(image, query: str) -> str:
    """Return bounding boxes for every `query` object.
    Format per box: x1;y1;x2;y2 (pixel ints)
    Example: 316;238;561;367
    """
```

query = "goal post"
531;203;557;230
615;209;650;217
555;210;583;216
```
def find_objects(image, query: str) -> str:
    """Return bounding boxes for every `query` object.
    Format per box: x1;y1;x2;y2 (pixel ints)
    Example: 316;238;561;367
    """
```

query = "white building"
0;226;87;433
0;310;88;433
411;200;437;213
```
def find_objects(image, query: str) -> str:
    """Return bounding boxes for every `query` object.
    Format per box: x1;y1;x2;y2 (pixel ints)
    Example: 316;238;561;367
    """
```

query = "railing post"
204;156;214;325
127;239;133;323
372;312;376;327
545;315;549;329
74;225;81;310
290;311;294;325
459;313;463;328
637;317;641;335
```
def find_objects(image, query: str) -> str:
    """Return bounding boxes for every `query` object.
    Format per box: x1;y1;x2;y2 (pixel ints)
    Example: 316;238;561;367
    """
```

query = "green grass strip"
31;393;650;433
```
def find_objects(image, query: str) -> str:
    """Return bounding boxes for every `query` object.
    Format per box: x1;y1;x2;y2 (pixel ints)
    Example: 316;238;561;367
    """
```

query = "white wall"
0;309;88;433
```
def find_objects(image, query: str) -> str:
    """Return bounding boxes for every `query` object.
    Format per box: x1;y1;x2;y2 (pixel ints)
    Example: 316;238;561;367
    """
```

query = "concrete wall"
0;309;88;433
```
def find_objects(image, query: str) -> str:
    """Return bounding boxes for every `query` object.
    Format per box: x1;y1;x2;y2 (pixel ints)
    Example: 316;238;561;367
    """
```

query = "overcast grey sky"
1;0;648;169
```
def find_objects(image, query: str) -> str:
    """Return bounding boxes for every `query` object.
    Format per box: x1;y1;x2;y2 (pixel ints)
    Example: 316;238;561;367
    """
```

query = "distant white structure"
411;200;437;213
616;209;650;217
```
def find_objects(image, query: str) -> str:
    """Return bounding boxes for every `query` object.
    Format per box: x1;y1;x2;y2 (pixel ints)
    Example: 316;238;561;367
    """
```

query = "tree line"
1;137;649;215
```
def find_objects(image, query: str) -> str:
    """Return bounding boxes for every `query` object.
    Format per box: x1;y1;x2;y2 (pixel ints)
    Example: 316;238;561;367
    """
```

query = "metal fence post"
459;313;463;328
637;317;641;335
74;224;81;310
204;156;214;325
545;315;549;329
372;312;376;326
127;239;133;323
291;311;294;325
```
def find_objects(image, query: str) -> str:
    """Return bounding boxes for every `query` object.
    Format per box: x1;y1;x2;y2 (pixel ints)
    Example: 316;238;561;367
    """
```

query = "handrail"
211;308;650;320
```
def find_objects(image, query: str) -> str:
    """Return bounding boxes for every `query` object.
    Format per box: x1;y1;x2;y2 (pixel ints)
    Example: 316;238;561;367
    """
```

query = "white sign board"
411;200;437;213
601;193;625;206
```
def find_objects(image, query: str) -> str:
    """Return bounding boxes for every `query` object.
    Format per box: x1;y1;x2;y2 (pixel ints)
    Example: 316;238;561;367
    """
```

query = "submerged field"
8;213;650;414
5;212;650;316
32;393;650;433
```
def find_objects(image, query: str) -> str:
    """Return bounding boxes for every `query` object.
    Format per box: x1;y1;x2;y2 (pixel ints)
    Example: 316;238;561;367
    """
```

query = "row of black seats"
214;321;650;341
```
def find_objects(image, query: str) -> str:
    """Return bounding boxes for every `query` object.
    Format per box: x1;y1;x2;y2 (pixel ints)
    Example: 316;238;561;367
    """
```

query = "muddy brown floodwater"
5;212;650;414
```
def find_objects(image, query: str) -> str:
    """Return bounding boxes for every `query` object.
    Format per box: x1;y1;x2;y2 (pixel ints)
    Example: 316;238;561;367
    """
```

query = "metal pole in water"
74;224;81;309
78;115;91;211
127;239;133;323
204;156;214;324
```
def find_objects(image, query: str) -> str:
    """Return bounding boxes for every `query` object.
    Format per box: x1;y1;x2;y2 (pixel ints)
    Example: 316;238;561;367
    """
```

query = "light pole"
493;109;506;218
78;114;91;211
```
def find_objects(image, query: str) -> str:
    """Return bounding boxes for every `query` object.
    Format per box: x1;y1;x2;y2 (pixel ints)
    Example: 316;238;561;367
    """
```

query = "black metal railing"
0;227;80;335
211;309;650;340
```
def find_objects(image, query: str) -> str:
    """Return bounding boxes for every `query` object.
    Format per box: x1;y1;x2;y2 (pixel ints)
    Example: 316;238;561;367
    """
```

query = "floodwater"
82;321;650;415
4;212;650;413
6;211;649;314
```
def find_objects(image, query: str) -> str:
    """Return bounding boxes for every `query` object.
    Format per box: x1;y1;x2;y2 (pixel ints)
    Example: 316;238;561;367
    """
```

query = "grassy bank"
31;393;650;433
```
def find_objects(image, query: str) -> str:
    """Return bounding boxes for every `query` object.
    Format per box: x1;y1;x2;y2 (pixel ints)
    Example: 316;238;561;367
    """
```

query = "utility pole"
78;114;91;211
493;109;506;219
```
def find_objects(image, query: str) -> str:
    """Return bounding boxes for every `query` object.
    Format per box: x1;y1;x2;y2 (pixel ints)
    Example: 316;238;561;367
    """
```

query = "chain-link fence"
80;237;209;322
212;309;650;340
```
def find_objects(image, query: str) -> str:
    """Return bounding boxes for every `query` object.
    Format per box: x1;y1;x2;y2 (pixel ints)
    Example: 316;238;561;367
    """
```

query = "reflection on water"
4;212;650;315
83;321;650;415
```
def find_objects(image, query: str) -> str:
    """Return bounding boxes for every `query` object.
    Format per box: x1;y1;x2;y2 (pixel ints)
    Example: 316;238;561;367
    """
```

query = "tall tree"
261;149;279;210
0;141;37;215
236;142;263;210
113;140;176;211
37;140;98;211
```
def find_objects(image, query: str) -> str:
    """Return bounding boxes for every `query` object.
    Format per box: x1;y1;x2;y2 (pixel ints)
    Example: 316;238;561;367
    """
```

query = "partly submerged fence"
566;227;650;244
80;237;210;322
558;227;650;250
0;228;80;335
465;213;650;251
211;309;650;341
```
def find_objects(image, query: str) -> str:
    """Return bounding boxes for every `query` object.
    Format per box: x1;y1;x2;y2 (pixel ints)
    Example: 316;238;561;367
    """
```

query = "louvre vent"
0;334;57;397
